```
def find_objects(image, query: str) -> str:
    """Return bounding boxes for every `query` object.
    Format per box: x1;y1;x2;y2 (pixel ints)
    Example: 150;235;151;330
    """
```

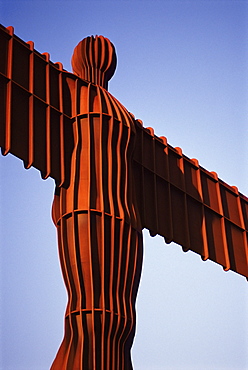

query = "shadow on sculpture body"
51;36;143;370
1;25;247;370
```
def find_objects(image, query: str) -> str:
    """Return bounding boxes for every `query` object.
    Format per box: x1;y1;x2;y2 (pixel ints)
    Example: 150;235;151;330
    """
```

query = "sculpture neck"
81;67;108;90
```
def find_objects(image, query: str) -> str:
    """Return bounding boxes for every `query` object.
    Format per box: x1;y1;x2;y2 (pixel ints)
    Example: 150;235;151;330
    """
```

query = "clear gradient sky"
0;1;248;370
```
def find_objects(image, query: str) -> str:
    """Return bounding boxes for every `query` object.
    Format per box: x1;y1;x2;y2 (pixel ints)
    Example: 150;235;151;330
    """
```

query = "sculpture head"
71;35;117;90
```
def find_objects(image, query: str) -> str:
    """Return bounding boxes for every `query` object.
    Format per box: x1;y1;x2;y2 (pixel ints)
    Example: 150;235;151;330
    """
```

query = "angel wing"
133;120;248;278
1;24;247;278
0;24;74;187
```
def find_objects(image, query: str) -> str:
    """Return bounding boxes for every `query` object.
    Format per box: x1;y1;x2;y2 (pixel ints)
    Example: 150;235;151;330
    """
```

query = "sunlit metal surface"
0;24;247;369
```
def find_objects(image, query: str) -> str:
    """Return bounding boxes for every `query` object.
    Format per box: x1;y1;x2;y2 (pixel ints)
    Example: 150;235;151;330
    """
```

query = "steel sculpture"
0;25;247;369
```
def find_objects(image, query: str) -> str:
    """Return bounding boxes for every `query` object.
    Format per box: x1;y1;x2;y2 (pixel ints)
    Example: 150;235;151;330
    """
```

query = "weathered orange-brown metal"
0;24;247;369
133;126;248;277
51;36;142;370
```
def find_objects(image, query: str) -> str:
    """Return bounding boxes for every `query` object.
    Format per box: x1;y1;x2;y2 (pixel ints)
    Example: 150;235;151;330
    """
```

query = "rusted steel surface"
51;36;143;370
0;24;74;187
133;124;248;278
0;24;247;369
0;25;143;369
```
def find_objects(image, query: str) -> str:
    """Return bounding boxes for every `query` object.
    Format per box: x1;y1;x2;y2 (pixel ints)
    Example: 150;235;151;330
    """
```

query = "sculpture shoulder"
98;86;136;131
65;76;136;131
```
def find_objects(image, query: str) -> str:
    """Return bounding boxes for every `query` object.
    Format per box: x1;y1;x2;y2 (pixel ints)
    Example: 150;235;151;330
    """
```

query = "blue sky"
0;1;247;369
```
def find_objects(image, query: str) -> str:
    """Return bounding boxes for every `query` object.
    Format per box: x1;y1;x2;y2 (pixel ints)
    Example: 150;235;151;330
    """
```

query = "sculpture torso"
52;82;140;231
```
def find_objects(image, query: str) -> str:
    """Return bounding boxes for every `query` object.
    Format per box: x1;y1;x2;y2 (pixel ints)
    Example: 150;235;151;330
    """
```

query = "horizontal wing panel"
0;24;74;187
133;120;248;278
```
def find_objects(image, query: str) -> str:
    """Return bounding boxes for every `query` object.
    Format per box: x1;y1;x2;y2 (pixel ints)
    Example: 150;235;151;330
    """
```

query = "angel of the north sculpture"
0;25;247;370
